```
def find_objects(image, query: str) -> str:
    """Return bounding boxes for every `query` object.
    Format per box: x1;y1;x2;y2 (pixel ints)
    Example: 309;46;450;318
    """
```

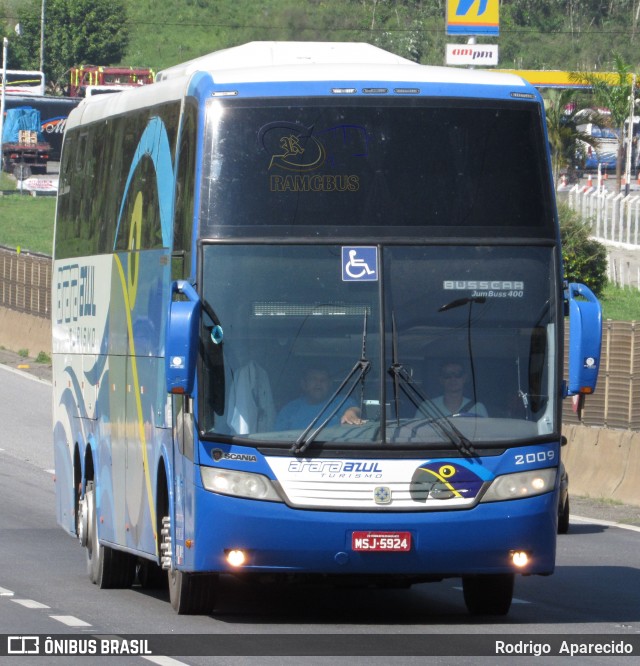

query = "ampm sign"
446;44;498;67
446;0;500;36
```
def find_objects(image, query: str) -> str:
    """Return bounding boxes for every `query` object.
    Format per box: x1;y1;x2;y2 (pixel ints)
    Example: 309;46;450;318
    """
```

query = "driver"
276;367;363;430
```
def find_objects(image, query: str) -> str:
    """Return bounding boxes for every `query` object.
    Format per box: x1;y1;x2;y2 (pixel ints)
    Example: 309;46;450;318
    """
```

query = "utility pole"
625;73;637;197
40;0;46;74
0;38;8;163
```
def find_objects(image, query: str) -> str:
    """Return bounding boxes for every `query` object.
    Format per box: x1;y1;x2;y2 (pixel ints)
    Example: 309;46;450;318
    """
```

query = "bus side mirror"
565;282;602;397
165;280;201;396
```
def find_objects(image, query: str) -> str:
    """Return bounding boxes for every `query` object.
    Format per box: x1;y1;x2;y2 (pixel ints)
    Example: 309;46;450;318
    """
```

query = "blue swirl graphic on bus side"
114;116;174;250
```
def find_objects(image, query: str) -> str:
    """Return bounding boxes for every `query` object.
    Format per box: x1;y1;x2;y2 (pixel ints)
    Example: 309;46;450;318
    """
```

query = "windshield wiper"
388;311;477;458
291;312;371;456
438;296;486;313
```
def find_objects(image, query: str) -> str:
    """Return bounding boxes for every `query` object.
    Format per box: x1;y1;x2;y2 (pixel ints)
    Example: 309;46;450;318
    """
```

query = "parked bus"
0;69;45;96
52;41;602;616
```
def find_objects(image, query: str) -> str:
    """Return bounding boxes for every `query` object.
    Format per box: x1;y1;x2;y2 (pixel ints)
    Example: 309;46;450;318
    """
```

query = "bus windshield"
199;244;557;449
199;97;555;240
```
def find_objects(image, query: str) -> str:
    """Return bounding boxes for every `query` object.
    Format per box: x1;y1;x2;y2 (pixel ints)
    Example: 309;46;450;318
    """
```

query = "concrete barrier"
563;423;640;507
0;306;51;356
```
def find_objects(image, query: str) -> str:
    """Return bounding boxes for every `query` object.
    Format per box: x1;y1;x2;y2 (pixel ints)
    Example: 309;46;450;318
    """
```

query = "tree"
559;203;608;297
544;88;602;184
573;54;635;192
8;0;129;91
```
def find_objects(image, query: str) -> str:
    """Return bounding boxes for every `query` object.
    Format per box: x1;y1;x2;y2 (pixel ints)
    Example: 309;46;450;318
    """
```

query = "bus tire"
462;573;514;615
137;559;167;589
558;495;570;534
85;481;136;589
168;568;218;615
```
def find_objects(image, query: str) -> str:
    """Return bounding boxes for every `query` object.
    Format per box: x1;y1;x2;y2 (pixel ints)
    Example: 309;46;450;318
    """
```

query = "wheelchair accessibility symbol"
342;247;378;281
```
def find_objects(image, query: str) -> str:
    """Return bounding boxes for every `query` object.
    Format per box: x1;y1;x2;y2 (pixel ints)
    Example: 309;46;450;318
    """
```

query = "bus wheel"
85;481;136;589
558;495;570;534
137;560;167;589
462;574;514;615
168;568;218;615
162;513;217;614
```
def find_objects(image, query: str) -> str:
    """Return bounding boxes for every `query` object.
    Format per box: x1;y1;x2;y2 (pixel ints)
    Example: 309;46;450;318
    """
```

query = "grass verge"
0;195;55;255
600;283;640;322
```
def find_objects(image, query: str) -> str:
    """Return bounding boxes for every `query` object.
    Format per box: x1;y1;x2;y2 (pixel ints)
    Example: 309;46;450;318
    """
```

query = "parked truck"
1;106;52;179
2;96;81;178
68;65;154;97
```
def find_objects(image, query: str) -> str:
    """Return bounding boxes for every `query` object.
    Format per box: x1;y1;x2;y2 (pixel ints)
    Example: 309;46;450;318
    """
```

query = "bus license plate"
352;531;412;552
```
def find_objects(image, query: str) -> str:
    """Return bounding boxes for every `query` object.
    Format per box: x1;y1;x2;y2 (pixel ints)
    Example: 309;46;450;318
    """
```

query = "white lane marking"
45;469;55;475
571;514;640;533
0;363;52;385
0;586;14;596
11;599;50;609
142;657;191;666
50;615;92;627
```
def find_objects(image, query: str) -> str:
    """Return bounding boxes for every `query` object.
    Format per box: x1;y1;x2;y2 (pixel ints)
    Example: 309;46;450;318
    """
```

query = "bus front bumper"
182;487;557;578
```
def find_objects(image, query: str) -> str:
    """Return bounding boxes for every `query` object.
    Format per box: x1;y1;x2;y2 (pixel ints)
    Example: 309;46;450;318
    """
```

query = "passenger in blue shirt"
275;367;363;431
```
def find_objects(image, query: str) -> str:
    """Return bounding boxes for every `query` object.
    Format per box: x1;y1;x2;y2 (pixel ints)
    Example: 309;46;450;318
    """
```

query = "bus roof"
155;41;415;80
66;42;533;131
155;41;527;88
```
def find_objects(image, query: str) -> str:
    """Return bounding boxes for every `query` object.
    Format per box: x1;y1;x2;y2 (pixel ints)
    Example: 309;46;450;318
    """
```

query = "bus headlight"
480;468;557;502
200;467;282;502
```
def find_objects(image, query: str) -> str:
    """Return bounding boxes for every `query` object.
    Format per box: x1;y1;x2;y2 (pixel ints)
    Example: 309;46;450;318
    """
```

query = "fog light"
511;550;530;567
226;549;247;567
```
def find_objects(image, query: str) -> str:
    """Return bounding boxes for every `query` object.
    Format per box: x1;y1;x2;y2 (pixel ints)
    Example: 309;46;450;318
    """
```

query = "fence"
566;184;640;288
0;245;51;318
562;319;640;430
567;184;640;245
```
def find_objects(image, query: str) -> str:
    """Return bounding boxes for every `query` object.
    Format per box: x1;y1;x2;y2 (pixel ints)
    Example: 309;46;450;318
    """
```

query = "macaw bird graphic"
410;460;487;502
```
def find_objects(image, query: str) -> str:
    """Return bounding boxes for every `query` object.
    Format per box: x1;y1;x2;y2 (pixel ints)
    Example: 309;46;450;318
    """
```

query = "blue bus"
52;41;602;615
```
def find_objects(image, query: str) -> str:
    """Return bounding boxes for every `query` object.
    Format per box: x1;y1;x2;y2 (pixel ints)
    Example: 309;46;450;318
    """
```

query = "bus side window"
55;135;74;258
77;131;93;254
172;100;197;280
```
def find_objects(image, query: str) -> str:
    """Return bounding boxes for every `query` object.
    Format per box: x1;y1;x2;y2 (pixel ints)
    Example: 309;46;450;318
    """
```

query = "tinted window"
55;102;180;259
199;98;555;240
